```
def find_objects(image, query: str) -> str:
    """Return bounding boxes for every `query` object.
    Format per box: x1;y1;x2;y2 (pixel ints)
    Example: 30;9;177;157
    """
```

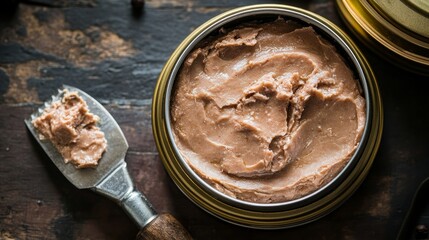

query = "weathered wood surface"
1;0;429;239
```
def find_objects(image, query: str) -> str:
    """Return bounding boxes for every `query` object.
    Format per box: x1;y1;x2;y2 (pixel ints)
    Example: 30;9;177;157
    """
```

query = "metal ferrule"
92;162;157;229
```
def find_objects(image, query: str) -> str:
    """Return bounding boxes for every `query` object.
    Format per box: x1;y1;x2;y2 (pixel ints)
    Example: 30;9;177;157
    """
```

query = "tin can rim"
336;0;429;75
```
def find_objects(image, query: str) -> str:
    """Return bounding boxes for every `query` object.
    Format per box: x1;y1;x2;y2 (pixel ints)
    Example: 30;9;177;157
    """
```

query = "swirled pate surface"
171;19;365;203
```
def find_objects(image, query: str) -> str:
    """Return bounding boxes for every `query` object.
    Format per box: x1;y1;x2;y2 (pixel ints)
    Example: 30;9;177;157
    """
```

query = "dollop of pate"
171;19;366;203
33;91;107;169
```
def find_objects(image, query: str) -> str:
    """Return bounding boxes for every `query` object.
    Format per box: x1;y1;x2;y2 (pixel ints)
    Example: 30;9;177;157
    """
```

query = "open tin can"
152;4;383;229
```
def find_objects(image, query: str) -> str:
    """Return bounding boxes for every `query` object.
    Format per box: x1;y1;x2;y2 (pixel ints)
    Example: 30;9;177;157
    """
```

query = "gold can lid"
336;0;429;75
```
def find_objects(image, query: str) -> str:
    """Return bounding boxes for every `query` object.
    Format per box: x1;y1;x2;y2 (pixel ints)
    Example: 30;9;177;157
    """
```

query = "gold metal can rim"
336;0;429;75
152;4;383;229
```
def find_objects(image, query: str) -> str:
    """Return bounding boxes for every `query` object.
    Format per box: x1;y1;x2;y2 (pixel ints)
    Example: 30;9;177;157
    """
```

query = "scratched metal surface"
1;0;429;239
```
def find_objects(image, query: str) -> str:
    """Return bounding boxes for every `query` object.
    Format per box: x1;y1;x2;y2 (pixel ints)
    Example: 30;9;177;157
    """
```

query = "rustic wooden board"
1;0;429;239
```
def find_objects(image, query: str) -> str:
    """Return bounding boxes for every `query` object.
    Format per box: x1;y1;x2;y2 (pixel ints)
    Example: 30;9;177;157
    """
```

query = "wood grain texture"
1;0;429;239
136;214;192;240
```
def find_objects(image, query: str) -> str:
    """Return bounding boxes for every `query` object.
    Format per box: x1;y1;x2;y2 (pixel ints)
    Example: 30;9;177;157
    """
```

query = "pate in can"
152;4;383;229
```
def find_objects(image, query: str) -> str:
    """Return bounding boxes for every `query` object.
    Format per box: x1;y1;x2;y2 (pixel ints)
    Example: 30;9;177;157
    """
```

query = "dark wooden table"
1;0;429;239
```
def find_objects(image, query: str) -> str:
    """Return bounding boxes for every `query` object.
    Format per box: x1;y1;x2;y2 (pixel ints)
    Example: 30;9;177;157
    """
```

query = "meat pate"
171;18;366;203
33;91;107;169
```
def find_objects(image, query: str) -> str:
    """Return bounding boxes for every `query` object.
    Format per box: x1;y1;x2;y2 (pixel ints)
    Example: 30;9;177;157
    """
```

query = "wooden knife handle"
136;213;192;240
